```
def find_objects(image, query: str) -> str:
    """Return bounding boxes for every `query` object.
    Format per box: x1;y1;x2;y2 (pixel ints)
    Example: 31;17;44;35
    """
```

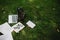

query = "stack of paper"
8;15;18;23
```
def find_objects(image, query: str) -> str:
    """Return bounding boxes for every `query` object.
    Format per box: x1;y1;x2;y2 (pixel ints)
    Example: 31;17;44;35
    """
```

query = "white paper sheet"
12;22;25;33
26;20;36;28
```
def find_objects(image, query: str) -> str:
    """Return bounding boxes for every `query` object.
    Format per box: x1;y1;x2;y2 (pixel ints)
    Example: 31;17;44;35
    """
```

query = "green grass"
0;0;60;40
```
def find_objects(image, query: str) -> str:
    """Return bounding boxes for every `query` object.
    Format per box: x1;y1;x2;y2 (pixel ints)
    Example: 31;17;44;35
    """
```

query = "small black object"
17;7;25;22
0;32;3;36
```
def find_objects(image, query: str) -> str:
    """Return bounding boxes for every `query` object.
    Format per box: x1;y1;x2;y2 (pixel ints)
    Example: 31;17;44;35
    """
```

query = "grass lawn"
0;0;60;40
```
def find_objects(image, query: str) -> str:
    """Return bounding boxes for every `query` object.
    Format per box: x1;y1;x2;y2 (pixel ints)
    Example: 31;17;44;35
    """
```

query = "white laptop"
0;22;13;34
0;33;13;40
0;22;13;40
